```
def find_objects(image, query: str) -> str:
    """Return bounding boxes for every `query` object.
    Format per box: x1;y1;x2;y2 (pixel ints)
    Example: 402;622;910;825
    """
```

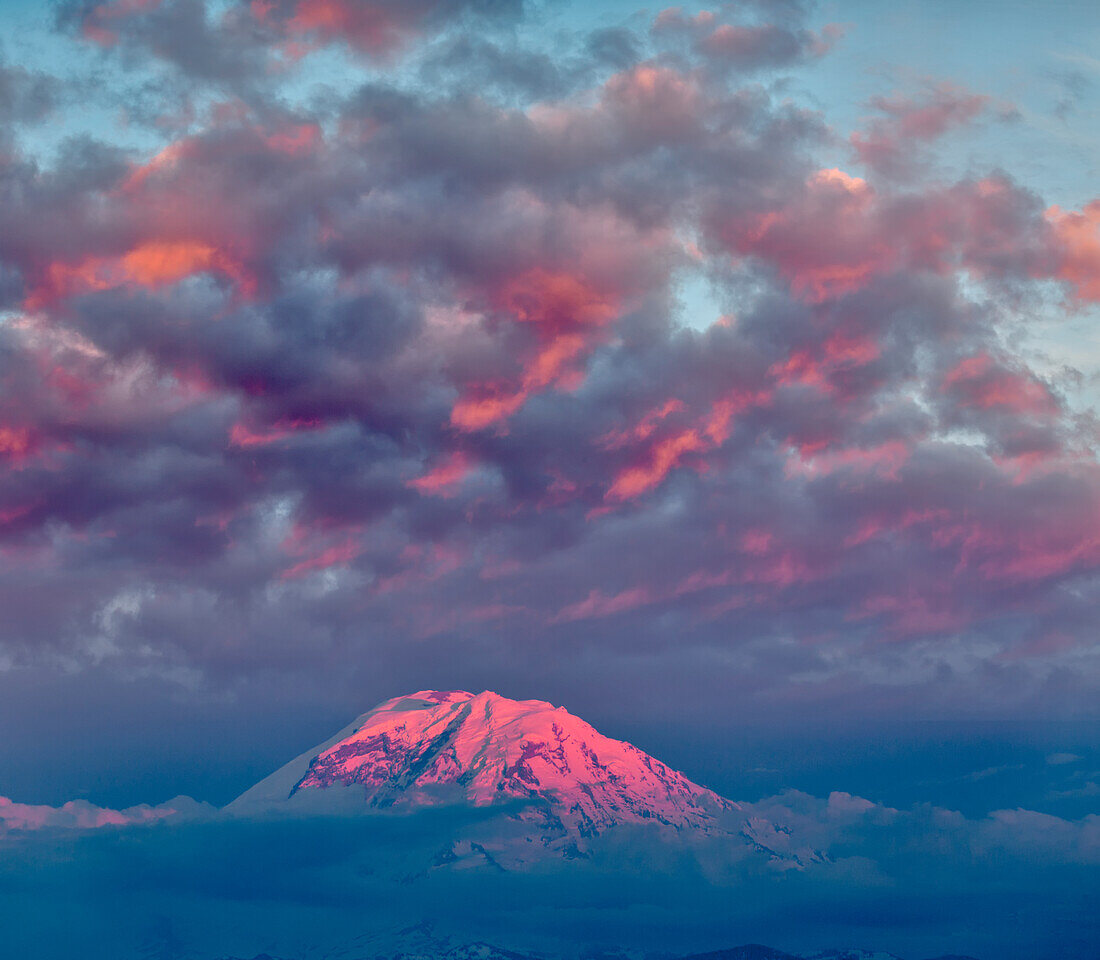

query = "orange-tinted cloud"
606;427;707;501
723;168;892;303
29;240;252;308
229;418;324;448
605;391;767;501
718;167;1089;307
450;392;527;432
1046;201;1100;302
408;451;473;496
767;330;883;401
451;269;621;431
600;399;686;449
0;427;33;465
493;268;619;332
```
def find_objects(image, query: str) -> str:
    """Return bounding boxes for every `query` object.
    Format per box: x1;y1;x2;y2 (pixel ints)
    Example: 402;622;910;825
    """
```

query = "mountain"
216;942;542;960
806;953;904;960
230;690;737;844
214;946;976;960
227;690;834;872
678;947;800;960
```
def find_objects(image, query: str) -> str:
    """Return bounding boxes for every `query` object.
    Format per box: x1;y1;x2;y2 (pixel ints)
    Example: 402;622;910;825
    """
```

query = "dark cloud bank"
1;0;1099;956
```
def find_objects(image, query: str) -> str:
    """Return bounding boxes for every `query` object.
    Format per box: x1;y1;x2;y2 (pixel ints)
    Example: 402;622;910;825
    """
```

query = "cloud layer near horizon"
2;784;1097;959
0;0;1099;724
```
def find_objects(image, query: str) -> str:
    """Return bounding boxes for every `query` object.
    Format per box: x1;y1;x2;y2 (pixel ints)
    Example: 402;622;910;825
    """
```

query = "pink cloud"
720;168;892;303
942;353;1059;417
229;418;324;448
1046;201;1100;302
0;427;33;465
606;427;708;500
452;268;623;431
280;541;360;580
856;591;966;637
280;0;413;55
783;440;910;482
408;451;474;496
715;165;1100;309
552;587;652;623
78;0;161;47
603;391;767;502
279;522;363;580
27;241;254;309
851;83;991;176
600;399;686;450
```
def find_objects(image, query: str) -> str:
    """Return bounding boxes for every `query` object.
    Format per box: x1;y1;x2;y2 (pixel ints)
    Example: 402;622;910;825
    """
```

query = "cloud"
0;59;59;126
1050;780;1100;800
651;4;844;75
850;82;992;179
962;764;1024;783
1047;752;1084;766
0;794;210;833
0;0;1095;731
1046;200;1100;302
0;787;1097;959
59;0;525;83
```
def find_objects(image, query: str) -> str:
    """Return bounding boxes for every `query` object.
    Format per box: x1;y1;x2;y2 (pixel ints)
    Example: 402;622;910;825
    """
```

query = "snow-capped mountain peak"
231;690;736;840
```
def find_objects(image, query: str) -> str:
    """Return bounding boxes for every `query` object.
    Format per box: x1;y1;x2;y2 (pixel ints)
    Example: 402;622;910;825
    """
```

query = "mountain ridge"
226;690;832;871
213;943;980;960
230;690;737;843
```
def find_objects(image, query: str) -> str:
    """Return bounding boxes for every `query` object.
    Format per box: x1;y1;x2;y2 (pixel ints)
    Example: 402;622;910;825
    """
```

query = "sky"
2;3;1100;957
0;0;1099;849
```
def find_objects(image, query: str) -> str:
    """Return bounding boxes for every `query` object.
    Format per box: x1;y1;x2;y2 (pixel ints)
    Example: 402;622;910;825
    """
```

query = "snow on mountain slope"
227;690;833;871
231;690;735;840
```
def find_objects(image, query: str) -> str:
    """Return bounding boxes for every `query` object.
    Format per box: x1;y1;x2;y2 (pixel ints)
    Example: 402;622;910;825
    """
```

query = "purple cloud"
0;0;1096;729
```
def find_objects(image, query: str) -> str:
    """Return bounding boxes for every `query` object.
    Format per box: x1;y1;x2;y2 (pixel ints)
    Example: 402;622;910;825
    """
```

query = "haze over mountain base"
3;692;1097;959
3;807;1096;960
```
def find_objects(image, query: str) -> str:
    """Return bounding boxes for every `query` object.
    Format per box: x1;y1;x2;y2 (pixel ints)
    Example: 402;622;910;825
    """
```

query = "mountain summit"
231;690;735;842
